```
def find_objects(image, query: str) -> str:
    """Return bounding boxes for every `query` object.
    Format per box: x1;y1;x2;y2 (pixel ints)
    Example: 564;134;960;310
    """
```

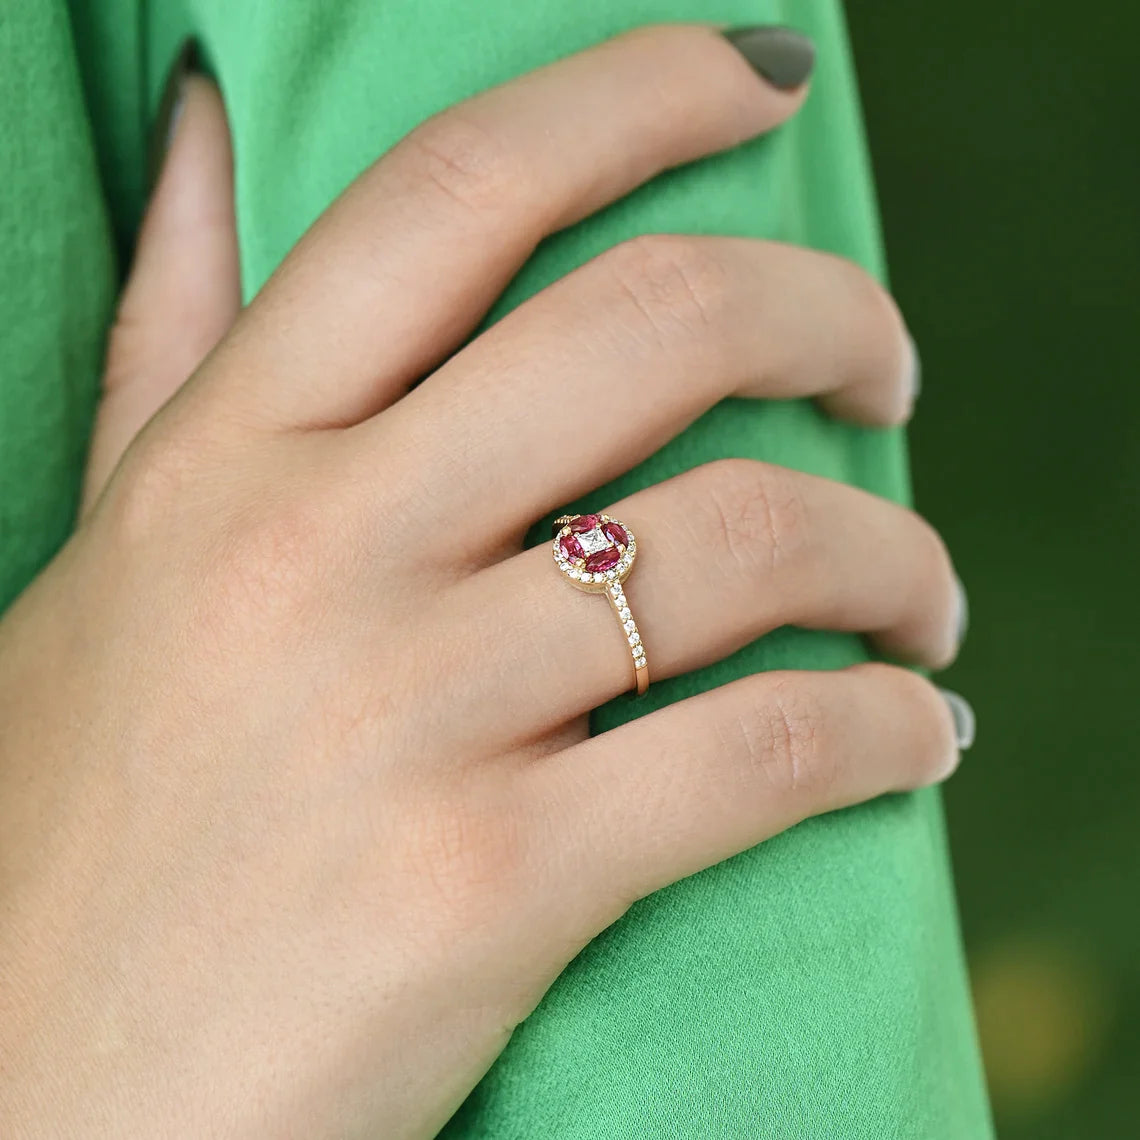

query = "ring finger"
435;458;961;750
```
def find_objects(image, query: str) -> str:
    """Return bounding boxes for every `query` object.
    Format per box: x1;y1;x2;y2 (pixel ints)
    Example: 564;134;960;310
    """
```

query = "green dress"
0;1;993;1134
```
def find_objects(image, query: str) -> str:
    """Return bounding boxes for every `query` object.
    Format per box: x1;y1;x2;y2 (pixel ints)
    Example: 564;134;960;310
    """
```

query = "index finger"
202;24;814;431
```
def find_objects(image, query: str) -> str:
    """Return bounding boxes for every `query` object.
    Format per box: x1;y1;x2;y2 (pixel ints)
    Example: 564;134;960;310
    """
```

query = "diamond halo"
551;513;637;592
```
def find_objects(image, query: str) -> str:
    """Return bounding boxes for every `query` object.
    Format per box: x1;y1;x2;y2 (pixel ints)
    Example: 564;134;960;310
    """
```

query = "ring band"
552;512;648;695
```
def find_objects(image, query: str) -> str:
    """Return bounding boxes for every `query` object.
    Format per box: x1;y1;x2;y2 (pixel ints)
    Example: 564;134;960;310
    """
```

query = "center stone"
575;526;613;557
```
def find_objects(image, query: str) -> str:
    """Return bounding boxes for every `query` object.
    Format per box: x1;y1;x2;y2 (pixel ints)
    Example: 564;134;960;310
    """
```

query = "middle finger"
358;235;915;559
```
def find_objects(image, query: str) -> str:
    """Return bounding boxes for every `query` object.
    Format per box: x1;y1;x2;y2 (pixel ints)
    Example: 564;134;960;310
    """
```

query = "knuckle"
403;112;528;215
917;509;955;575
905;508;958;644
604;234;730;346
736;677;833;799
834;257;912;418
105;426;202;543
838;255;905;341
405;791;534;930
207;491;342;627
704;458;811;578
912;510;955;590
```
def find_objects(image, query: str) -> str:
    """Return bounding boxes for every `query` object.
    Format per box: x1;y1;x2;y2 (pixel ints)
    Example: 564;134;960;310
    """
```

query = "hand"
0;26;969;1139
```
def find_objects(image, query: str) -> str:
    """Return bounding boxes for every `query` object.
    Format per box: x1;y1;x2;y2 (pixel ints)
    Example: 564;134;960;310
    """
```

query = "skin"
0;26;966;1140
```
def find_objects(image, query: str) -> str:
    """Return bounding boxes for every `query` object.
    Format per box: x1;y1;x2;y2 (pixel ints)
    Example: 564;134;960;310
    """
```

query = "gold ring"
552;512;648;696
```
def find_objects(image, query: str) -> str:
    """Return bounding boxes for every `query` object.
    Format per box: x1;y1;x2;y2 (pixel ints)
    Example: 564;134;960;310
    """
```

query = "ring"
552;512;648;695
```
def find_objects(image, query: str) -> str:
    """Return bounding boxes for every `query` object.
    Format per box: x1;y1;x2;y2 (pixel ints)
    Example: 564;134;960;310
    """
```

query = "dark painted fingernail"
938;689;976;751
723;26;816;91
954;575;969;647
147;38;198;192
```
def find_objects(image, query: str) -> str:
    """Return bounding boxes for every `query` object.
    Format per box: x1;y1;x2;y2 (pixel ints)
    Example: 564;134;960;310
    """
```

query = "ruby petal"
559;534;584;560
570;514;600;534
584;547;621;573
603;521;629;547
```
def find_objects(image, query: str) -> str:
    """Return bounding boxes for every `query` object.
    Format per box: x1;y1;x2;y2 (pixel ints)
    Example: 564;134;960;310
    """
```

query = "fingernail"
907;331;922;404
938;688;976;751
165;84;188;150
147;39;198;192
954;575;969;647
723;26;816;91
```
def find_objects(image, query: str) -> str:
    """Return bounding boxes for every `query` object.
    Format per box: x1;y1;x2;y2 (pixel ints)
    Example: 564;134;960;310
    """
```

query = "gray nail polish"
723;26;816;91
907;331;922;402
938;688;976;751
954;575;969;646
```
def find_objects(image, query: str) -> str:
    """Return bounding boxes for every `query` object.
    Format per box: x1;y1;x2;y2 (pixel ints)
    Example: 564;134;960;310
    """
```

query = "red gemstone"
603;521;629;547
584;547;621;573
559;533;584;560
570;514;600;534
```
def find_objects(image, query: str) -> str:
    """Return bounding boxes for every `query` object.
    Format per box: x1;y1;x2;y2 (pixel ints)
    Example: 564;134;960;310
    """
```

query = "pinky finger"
525;662;974;929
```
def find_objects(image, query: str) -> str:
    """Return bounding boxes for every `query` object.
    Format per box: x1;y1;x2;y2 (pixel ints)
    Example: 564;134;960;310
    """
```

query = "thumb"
83;70;240;516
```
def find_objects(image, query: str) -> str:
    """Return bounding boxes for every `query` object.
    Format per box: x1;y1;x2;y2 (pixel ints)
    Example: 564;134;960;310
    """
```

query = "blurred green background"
846;4;1139;1135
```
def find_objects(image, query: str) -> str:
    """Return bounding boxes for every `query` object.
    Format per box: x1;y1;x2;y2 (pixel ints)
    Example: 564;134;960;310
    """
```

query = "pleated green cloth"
1;0;992;1134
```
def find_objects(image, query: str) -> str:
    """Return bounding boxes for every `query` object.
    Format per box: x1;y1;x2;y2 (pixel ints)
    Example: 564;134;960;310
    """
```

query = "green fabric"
1;0;993;1134
0;2;113;612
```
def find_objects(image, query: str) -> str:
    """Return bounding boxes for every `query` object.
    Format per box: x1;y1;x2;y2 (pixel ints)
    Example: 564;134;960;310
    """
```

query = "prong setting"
552;513;636;592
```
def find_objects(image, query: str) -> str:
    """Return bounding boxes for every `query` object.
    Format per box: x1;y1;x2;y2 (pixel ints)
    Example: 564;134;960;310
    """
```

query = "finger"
521;663;971;930
203;24;812;430
84;74;239;514
436;459;961;749
365;236;915;551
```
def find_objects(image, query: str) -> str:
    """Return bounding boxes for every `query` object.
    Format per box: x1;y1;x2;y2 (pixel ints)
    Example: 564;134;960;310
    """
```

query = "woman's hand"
0;26;970;1140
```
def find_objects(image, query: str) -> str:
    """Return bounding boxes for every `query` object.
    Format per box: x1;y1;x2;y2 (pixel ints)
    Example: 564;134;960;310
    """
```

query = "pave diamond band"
552;512;648;696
